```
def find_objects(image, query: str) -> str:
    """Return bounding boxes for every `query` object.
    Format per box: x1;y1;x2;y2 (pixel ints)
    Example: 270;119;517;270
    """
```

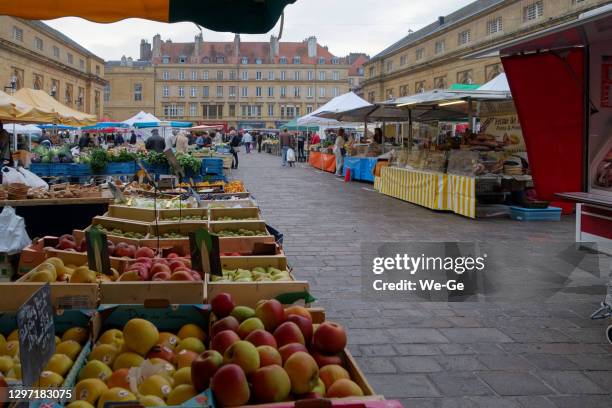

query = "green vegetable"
90;149;110;173
176;153;201;174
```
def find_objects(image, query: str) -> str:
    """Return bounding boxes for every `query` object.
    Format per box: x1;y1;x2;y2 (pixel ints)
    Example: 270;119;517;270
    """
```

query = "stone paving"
232;151;612;408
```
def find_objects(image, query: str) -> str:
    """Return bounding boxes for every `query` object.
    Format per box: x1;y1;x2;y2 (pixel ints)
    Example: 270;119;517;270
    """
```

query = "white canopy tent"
297;92;371;128
478;73;511;92
122;111;160;126
6;124;43;134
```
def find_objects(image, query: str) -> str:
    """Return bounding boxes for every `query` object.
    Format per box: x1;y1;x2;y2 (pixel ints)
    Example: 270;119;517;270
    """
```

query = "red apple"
191;350;223;392
190;271;202;281
167;252;179;259
78;238;88;252
278;343;308;364
211;316;240;338
255;299;286;331
284;306;313;322
273;321;305;347
172;266;192;274
59;234;75;242
251;364;291;403
210;364;250;407
168;260;185;272
152;258;169;266
57;238;77;250
170;271;195;281
147;344;175;362
211;293;235;318
135;246;156;258
210;330;240;355
152;271;171;281
178;258;192;269
150;264;171;275
245;329;278;348
287;314;313;345
107;241;115;256
311;351;343;367
312;322;347;354
257;345;282;367
135;257;153;265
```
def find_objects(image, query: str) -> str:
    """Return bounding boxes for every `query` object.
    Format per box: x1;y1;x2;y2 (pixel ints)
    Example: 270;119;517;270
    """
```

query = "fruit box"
92;216;151;239
208;220;269;235
0;308;94;390
208;207;261;222
99;280;205;305
206;271;310;308
220;255;288;271
147;222;209;240
17;236;57;275
157;208;209;223
204;198;257;209
44;247;129;272
106;205;158;222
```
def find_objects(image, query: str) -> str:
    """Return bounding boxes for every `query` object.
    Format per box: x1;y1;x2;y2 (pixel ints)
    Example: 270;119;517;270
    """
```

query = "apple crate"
147;222;209;240
43;247;129;272
208;207;260;222
0;308;94;392
90;216;150;241
219;255;288;271
9;274;98;310
106;205;158;222
17;236;57;275
203;198;257;209
206;272;310;308
157;208;209;224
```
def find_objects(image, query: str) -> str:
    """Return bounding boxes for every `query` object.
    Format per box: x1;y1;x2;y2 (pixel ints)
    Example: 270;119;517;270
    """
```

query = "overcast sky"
44;0;473;61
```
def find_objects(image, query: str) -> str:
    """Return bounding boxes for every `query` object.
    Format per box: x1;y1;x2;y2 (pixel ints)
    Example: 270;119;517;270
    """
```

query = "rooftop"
371;0;504;61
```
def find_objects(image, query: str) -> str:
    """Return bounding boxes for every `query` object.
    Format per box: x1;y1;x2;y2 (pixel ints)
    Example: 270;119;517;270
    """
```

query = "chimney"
152;34;162;58
269;35;279;59
234;34;241;59
438;16;445;25
193;33;203;62
139;39;152;61
307;36;317;58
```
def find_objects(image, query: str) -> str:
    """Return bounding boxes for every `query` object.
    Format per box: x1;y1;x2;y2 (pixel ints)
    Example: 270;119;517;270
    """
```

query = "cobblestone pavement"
232;151;612;408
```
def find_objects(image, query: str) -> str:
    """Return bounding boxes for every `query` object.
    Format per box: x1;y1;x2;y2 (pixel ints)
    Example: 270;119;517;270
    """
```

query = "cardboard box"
106;205;158;222
209;207;260;222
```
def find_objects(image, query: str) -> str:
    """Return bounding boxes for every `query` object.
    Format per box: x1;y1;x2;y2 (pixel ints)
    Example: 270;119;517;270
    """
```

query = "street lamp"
4;76;16;93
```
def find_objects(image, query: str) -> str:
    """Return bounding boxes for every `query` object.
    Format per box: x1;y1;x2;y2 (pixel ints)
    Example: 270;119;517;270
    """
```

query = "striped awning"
0;0;297;33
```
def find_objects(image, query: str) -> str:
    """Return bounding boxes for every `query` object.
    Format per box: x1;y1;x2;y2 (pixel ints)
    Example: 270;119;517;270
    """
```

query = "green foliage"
110;148;137;163
144;151;169;166
90;149;109;173
177;153;201;174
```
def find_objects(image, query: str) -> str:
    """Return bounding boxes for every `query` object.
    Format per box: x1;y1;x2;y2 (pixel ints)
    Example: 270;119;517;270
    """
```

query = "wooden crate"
206;273;310;308
0;282;98;310
209;207;260;221
91;216;150;240
99;281;205;304
209;220;269;236
220;255;287;271
148;221;208;239
158;208;209;223
204;199;257;209
44;248;128;272
106;205;157;222
218;236;277;254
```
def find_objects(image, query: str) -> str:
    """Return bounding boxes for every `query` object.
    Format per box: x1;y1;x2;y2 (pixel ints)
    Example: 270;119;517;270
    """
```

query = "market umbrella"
0;89;57;123
0;0;297;34
14;88;97;126
122;111;161;127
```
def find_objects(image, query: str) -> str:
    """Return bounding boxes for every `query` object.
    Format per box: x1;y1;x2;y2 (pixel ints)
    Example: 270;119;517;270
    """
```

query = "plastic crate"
510;206;562;221
106;162;136;175
144;163;169;176
201;158;224;175
29;163;50;177
70;163;91;176
49;163;72;176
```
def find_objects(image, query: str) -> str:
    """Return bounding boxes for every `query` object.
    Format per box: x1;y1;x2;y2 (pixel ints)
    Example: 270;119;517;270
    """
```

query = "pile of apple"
69;319;208;408
0;326;88;386
121;253;202;282
198;293;364;407
22;257;119;283
211;267;291;283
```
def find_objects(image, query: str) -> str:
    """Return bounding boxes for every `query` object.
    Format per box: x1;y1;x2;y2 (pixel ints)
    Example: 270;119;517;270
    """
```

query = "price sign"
17;284;55;387
189;228;221;277
86;226;112;275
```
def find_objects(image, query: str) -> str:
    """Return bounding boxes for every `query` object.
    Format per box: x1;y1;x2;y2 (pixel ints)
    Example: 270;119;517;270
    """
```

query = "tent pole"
467;98;474;133
408;110;413;149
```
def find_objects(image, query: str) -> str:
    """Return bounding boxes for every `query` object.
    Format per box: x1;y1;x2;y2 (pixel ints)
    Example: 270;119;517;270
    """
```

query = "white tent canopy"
122;111;160;126
298;92;371;126
6;124;42;134
478;73;511;92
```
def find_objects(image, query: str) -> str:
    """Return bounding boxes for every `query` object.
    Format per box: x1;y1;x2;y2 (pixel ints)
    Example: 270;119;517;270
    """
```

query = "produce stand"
0;197;112;238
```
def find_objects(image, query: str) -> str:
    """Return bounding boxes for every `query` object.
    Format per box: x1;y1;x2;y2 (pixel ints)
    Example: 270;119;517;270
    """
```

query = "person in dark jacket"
78;133;90;149
129;130;137;145
229;130;242;169
145;129;165;153
257;132;263;153
114;133;125;146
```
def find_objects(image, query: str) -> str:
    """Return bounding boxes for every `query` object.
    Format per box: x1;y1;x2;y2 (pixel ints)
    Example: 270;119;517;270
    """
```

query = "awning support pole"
467;98;474;133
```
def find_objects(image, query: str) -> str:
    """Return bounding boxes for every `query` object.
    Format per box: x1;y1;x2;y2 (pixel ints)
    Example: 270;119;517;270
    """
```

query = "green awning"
449;84;481;90
283;118;318;132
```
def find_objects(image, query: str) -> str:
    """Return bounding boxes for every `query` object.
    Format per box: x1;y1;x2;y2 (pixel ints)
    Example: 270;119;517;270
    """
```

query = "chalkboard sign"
17;284;55;387
189;228;221;277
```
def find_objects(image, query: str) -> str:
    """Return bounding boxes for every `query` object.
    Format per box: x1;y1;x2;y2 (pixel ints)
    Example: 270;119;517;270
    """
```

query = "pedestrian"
279;128;294;167
78;132;89;149
215;130;223;144
145;129;165;153
334;128;346;177
203;132;213;147
0;122;11;166
164;130;177;152
257;132;263;153
229;130;241;169
297;132;306;162
195;133;205;149
114;132;125;146
129;130;137;145
175;130;189;153
242;130;253;154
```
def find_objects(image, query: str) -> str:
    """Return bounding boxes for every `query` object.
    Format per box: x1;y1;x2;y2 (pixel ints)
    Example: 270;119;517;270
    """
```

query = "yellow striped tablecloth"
378;167;477;218
374;176;382;191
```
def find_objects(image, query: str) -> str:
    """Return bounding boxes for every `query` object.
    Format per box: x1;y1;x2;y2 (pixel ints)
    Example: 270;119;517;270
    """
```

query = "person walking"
164;130;177;152
145;129;165;153
229;130;241;169
279;128;294;167
175;131;189;153
114;132;125;146
296;132;306;162
256;132;263;153
129;130;137;145
334;128;346;176
242;130;253;154
195;133;205;149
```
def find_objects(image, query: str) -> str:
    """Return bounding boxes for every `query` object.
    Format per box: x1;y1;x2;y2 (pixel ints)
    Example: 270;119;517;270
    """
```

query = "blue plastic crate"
144;163;169;176
70;163;91;176
510;206;562;221
29;163;50;177
49;163;72;176
106;162;136;175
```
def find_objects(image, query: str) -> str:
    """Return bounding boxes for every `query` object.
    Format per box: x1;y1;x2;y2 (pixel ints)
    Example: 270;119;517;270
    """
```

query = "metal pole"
408;109;413;149
467;98;474;133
